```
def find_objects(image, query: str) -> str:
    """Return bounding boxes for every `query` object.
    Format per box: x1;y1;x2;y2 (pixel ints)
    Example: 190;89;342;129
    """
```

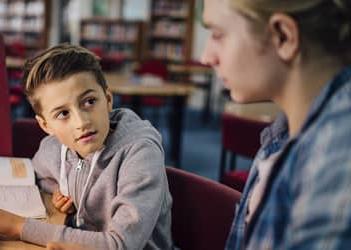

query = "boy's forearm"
0;209;25;240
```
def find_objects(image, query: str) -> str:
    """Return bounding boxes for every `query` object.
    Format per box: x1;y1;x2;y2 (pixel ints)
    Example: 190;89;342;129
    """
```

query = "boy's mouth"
76;131;97;142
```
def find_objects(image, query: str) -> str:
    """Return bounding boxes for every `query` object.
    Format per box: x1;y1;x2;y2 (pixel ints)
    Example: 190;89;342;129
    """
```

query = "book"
0;157;46;218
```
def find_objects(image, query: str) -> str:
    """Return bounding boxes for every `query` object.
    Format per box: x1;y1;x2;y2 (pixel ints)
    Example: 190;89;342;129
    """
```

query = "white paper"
0;157;35;186
0;157;46;218
0;185;46;218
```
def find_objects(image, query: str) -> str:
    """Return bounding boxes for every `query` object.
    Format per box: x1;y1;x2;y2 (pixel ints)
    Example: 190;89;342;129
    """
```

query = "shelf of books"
0;0;51;57
148;0;195;63
80;18;143;62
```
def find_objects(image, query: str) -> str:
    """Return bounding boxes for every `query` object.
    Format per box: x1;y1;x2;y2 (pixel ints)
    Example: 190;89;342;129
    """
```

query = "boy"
0;44;173;249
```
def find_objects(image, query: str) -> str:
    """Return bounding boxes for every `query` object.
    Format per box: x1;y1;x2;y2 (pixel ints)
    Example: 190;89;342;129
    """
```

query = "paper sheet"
0;157;35;186
0;157;47;218
0;185;47;218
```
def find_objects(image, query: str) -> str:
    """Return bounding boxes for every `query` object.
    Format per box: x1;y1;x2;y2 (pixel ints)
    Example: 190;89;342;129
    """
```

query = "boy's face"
35;72;113;158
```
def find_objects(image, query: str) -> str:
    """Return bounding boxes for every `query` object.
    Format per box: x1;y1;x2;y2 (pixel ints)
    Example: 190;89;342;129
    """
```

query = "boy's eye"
56;110;69;120
83;97;97;108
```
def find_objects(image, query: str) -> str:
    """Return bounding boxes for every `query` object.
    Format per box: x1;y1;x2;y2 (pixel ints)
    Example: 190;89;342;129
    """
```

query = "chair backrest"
134;59;168;80
0;34;13;156
166;167;241;250
12;118;47;158
221;113;269;159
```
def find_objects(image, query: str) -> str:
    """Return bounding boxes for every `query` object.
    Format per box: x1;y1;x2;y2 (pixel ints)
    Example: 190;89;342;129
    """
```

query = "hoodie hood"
101;108;163;161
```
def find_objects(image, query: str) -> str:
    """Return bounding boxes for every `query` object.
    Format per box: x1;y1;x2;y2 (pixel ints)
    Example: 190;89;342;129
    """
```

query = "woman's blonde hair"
228;0;351;60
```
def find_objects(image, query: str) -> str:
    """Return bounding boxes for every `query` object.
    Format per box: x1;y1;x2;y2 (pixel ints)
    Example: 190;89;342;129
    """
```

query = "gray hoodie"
21;109;173;250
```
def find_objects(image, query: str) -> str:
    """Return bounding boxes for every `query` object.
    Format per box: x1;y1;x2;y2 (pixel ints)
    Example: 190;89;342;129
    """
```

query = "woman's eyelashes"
211;31;224;41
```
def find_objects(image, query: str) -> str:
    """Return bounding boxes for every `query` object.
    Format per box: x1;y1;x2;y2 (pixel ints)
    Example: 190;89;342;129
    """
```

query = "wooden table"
105;73;194;168
168;64;214;122
224;101;281;122
0;193;66;250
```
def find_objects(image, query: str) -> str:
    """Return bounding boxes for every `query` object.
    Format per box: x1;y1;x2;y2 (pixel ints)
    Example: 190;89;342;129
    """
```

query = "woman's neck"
274;57;344;137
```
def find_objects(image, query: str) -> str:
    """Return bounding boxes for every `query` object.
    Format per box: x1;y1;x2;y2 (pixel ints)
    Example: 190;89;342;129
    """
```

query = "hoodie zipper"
74;159;85;217
76;159;84;171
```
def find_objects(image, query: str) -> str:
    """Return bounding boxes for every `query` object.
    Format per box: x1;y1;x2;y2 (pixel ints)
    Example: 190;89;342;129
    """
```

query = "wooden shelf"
80;18;144;63
151;34;185;40
147;0;195;63
0;0;51;57
151;14;188;20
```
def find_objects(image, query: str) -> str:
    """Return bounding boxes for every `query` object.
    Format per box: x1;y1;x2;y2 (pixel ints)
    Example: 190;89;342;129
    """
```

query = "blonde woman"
202;0;351;249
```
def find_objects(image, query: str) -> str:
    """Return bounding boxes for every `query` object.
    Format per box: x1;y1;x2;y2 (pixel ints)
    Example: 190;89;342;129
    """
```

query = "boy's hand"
0;209;24;240
52;189;75;214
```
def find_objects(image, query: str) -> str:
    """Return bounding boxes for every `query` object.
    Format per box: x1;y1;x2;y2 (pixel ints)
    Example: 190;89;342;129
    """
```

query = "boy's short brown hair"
23;44;107;115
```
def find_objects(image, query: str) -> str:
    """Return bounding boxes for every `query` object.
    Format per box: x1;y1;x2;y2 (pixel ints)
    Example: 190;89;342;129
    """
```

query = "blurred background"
1;0;280;188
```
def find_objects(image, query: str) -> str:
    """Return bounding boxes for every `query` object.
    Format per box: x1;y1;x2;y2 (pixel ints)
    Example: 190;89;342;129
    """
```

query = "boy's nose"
74;111;91;130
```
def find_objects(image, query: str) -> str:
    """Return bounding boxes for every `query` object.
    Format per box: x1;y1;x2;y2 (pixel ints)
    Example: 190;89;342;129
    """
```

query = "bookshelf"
80;18;143;62
0;0;51;57
147;0;195;63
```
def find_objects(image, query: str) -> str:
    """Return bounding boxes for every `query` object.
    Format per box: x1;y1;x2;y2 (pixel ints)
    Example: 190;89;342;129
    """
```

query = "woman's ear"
268;13;300;62
35;115;52;135
105;89;113;112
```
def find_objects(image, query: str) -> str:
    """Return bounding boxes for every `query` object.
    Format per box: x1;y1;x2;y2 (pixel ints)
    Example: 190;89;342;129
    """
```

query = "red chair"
166;167;240;250
88;47;125;71
12;118;46;158
0;34;13;156
220;113;270;192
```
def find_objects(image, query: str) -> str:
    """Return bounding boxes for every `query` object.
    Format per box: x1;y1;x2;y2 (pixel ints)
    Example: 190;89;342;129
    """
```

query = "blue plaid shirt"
226;66;351;250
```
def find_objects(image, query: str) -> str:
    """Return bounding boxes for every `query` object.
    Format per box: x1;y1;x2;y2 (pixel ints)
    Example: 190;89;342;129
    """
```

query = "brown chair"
220;113;270;192
166;167;240;250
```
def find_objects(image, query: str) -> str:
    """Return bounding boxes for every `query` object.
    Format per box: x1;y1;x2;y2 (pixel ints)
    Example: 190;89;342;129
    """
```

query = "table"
105;73;194;168
0;193;66;250
168;64;214;122
224;101;281;122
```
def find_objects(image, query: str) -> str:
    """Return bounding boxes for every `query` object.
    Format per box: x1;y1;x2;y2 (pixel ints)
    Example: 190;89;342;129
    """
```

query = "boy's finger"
60;199;73;213
53;196;69;209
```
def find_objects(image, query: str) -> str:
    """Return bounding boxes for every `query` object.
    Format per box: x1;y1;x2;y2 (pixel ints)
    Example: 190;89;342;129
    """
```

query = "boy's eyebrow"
78;89;96;99
49;89;96;114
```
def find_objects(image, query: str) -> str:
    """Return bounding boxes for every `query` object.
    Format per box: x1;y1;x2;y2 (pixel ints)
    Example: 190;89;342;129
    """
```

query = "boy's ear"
268;13;299;62
35;115;53;135
106;89;113;112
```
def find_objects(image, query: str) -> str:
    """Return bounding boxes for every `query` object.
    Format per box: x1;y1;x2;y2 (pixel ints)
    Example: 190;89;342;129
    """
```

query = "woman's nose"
200;39;218;67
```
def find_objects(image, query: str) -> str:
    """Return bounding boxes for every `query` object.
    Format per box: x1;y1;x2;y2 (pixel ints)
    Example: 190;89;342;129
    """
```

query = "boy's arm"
21;139;169;250
0;209;25;240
